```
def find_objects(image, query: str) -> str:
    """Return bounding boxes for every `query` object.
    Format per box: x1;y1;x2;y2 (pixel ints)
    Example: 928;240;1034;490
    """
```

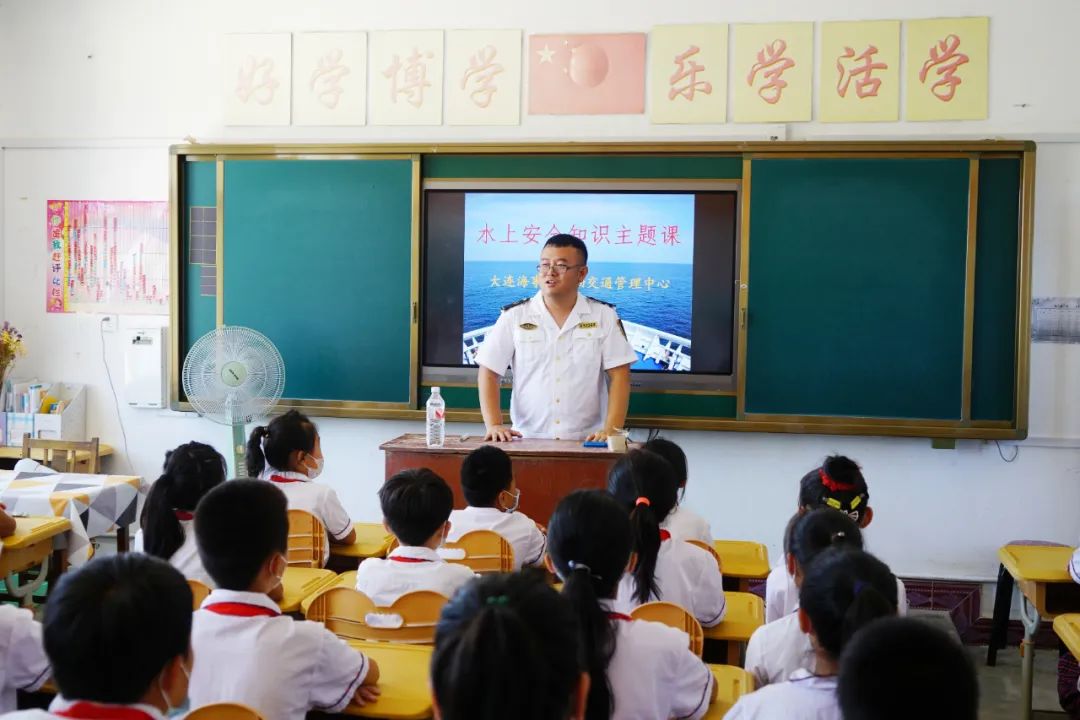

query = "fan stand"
230;422;248;479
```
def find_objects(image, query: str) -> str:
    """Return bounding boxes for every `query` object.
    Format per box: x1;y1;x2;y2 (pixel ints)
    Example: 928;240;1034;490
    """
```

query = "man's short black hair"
544;233;588;265
379;468;454;546
839;616;978;720
44;553;192;704
195;479;288;590
461;445;513;507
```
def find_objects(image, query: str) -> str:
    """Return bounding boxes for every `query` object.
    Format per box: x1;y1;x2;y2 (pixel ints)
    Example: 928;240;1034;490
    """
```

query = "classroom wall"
2;0;1080;585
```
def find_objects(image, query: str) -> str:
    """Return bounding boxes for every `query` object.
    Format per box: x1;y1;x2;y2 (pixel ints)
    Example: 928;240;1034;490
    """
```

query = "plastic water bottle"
426;387;446;448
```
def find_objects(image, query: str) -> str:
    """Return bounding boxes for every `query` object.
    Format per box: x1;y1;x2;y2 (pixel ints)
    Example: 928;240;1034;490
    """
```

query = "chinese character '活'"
836;45;887;99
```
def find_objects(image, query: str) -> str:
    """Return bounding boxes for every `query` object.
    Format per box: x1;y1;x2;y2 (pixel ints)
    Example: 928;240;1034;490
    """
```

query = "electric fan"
181;326;286;477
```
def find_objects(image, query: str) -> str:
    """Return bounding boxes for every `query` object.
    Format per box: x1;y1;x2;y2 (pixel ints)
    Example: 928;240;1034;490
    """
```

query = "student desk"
344;640;433;719
713;540;770;592
279;567;338;614
1054;614;1080;662
703;592;765;665
382;434;620;524
332;523;393;561
703;665;755;719
998;544;1080;720
0;444;115;473
300;571;358;616
1;516;72;605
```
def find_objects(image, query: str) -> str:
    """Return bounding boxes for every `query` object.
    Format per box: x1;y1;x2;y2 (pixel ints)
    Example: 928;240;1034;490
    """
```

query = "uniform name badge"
519;322;538;330
578;321;599;329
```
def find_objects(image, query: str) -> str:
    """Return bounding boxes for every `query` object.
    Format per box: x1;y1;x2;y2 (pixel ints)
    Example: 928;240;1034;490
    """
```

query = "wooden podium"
380;434;622;524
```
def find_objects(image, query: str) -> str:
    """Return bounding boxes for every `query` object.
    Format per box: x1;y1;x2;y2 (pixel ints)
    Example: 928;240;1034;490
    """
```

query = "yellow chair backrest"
688;539;724;573
187;579;211;610
186;703;266;720
442;529;514;573
305;586;448;644
287;509;326;568
630;601;705;657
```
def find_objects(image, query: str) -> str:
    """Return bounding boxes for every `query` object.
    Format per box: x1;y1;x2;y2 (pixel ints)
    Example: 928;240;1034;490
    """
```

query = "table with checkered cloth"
0;470;144;565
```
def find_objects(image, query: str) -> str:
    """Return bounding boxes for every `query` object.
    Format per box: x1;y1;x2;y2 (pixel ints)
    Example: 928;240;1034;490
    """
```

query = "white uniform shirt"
723;669;840;720
259;469;354;564
662;505;714;544
0;602;50;713
615;536;726;627
1069;546;1080;584
764;563;909;624
7;698;166;720
744;611;814;687
189;589;371;720
447;506;546;569
475;292;638;440
354;545;476;606
133;518;215;588
603;600;714;720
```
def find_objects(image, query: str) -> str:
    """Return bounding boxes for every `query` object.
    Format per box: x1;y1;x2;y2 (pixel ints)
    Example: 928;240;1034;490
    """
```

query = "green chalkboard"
180;160;217;389
745;158;970;419
222;158;414;405
424;154;742;180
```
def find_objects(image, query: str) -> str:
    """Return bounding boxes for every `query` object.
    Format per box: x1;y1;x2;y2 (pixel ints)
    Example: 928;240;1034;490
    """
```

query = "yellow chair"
287;509;327;568
630;601;705;657
702;665;756;719
712;540;771;592
689;539;724;573
299;570;358;616
703;591;765;665
187;579;211;610
186;702;266;720
1;516;72;606
21;435;101;474
442;530;514;573
305;587;448;644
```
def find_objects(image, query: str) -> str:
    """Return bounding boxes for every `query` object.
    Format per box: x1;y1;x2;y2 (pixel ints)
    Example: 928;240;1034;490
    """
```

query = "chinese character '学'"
836;45;887;99
919;34;969;102
668;46;712;101
236;56;279;106
461;45;504;109
310;48;350;109
384;47;434;108
747;39;795;105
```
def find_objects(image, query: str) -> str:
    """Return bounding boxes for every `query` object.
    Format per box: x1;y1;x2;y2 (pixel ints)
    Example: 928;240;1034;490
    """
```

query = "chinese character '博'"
384;47;434;108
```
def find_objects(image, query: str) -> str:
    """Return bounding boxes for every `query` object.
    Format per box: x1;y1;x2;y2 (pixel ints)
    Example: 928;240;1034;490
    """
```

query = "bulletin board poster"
46;200;169;314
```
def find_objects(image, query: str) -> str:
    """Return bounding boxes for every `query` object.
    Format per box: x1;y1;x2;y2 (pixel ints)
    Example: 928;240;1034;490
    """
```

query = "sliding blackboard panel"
972;158;1021;421
222;159;414;405
424;154;743;180
180;160;217;384
745;158;970;419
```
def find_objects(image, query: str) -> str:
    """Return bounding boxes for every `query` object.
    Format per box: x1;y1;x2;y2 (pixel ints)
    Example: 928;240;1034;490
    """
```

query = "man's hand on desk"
484;425;522;442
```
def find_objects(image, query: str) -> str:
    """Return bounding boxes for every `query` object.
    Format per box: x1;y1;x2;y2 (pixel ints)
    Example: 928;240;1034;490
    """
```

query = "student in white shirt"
549;489;715;720
5;553;192;720
745;509;866;687
189;480;378;720
133;441;226;587
644;437;714;545
431;571;589;720
838;616;979;720
247;410;357;563
447;445;546;569
355;468;475;606
725;548;898;720
764;455;908;623
608;449;726;627
0;543;49;713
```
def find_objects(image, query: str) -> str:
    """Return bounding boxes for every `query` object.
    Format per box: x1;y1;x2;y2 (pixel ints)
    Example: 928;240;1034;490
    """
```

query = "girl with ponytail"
135;441;226;586
547;490;714;720
432;572;587;720
607;449;725;627
745;508;863;686
726;547;898;719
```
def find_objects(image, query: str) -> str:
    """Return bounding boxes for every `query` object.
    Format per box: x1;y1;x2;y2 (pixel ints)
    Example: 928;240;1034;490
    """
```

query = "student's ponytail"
246;425;269;477
786;507;864;570
247;410;317;477
797;455;870;521
141;442;227;560
433;571;583;720
607;449;678;604
799;548;899;660
549;491;635;720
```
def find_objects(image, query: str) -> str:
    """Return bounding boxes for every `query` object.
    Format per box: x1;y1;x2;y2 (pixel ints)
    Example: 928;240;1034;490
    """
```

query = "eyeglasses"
536;263;583;276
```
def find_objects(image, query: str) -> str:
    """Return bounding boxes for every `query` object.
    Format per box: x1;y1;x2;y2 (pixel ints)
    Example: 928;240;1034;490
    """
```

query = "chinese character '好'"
310;48;350;109
747;40;795;105
668;46;712;101
461;45;504;109
384;47;434;108
836;45;887;99
236;56;280;106
919;34;969;102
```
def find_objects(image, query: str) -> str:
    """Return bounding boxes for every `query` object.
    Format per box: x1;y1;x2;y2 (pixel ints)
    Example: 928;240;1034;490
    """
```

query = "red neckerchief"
607;612;633;621
388;555;434;563
174;510;194;521
54;702;156;720
203;602;280;618
269;474;305;484
659;529;672;541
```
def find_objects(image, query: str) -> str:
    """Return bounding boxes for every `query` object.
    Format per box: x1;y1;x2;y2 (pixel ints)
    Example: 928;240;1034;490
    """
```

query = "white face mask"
499;488;521;514
304;454;324;479
160;660;191;718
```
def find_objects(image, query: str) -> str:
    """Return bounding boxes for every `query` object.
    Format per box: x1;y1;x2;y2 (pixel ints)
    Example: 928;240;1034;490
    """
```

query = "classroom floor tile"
974;644;1065;719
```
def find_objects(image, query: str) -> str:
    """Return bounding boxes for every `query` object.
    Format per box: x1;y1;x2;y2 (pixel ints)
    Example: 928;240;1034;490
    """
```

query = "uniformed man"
475;234;638;442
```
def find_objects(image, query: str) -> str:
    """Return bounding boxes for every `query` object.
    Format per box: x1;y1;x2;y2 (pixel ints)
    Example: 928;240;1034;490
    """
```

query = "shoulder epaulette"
584;295;615;308
501;297;531;312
